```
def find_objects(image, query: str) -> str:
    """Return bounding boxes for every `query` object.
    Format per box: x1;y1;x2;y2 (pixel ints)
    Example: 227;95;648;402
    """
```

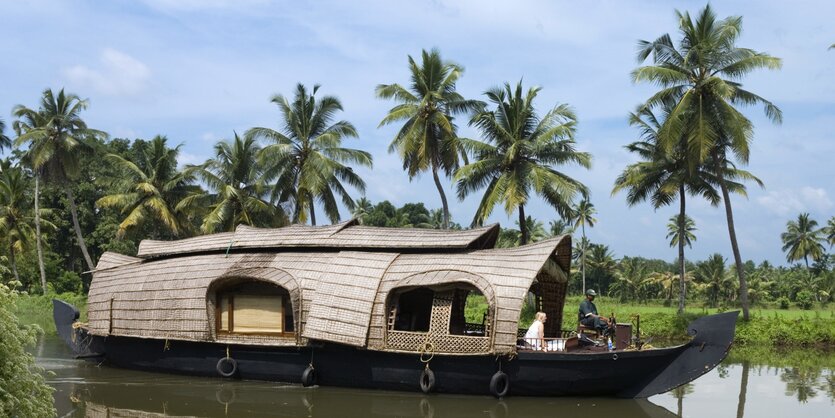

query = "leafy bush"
777;296;790;309
796;291;814;310
0;283;55;417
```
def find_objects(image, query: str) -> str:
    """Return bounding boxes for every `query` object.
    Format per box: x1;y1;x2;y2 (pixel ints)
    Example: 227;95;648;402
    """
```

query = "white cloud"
63;49;150;96
756;186;833;216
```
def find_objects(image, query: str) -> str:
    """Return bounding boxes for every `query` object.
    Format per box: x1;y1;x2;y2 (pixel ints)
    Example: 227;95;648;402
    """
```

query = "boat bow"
622;311;739;398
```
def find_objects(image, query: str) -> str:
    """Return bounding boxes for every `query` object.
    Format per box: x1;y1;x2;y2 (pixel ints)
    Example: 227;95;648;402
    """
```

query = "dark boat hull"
53;300;737;398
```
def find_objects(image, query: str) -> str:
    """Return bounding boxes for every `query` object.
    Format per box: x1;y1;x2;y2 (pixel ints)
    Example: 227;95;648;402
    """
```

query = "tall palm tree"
613;105;724;314
517;216;547;243
0;162;55;285
455;81;591;245
634;4;782;320
178;133;286;233
587;244;617;295
248;84;372;225
572;198;596;295
667;214;696;248
0;117;11;151
13;89;105;272
695;253;732;307
781;213;825;276
376;49;483;229
97;136;195;238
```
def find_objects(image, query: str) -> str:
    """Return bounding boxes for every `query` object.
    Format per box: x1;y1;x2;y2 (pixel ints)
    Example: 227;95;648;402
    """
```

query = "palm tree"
178;133;286;233
667;214;696;248
351;197;374;222
13;88;105;272
455;81;591;245
613;105;723;314
0;162;55;285
611;257;650;302
96;136;195;238
824;216;835;247
376;49;483;229
695;253;732;307
516;216;547;243
548;219;573;237
781;213;826;276
633;4;782;321
248;84;372;225
0;118;11;151
572;198;596;295
587;244;617;295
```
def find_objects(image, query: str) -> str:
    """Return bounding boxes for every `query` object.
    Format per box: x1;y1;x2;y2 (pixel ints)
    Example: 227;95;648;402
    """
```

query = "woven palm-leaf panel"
135;222;499;259
368;237;568;353
302;252;398;346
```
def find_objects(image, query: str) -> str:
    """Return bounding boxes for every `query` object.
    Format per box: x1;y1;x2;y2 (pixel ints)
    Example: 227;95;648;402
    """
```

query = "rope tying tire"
489;371;509;398
419;365;436;393
217;346;237;378
301;364;317;387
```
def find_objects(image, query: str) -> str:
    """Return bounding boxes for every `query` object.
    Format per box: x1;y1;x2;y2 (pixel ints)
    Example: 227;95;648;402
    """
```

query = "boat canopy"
86;222;571;354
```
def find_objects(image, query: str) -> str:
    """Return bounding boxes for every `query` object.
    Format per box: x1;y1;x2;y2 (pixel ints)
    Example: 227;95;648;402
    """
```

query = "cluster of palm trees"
611;5;783;320
781;213;835;276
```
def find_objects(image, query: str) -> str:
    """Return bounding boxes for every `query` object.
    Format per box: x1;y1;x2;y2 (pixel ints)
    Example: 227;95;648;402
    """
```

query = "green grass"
13;292;87;335
15;292;835;348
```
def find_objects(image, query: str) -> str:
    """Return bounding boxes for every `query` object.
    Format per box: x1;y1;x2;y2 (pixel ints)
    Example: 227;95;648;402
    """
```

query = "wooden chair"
577;323;599;338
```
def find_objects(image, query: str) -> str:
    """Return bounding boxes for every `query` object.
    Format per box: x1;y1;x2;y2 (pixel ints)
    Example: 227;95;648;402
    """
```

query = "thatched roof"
136;220;499;259
87;223;570;354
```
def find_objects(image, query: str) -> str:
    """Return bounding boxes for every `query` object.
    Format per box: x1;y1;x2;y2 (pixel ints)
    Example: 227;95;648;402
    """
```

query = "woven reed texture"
136;221;498;259
88;233;570;353
301;252;399;347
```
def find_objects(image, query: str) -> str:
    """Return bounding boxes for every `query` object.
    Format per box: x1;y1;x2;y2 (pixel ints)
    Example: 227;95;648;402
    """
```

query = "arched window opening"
215;281;294;336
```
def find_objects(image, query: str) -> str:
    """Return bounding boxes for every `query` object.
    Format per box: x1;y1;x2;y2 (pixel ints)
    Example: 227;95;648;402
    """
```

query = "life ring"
419;367;436;393
301;365;317;387
216;357;237;378
489;371;509;398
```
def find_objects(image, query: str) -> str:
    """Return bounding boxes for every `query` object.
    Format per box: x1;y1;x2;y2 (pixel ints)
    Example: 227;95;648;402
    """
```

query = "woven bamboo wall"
301;252;398;346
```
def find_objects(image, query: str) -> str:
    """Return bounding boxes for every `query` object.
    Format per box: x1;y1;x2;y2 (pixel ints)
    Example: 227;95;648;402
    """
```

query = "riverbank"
16;293;835;348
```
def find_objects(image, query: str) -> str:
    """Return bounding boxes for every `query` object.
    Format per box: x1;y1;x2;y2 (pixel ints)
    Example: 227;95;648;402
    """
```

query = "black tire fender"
216;357;237;378
302;365;317;387
419;367;436;393
489;371;509;398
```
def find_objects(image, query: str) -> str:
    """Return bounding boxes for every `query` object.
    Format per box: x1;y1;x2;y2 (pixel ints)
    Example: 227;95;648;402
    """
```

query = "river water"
36;336;833;417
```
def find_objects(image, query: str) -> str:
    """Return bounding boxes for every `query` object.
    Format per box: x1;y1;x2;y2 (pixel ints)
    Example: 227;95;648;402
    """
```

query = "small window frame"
215;283;295;337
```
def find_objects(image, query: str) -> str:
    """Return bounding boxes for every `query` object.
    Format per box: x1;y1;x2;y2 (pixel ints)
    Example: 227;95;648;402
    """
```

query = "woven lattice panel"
385;330;491;354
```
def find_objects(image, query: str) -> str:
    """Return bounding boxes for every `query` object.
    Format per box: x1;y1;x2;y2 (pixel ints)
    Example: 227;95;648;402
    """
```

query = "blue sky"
1;0;833;265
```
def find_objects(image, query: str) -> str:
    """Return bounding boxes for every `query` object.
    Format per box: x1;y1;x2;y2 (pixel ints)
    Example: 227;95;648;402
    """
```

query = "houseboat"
54;220;738;398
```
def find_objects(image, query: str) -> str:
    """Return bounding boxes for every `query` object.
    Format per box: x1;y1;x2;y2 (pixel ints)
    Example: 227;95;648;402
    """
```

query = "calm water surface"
37;336;834;417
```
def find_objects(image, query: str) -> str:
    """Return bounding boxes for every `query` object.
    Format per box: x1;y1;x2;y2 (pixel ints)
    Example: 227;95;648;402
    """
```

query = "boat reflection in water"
72;377;679;418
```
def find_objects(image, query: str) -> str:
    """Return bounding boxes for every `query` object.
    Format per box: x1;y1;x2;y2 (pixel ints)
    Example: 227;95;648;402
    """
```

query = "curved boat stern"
52;299;105;359
623;311;739;398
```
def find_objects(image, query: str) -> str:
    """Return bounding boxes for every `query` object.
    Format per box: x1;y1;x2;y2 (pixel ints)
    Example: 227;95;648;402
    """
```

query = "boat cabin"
86;220;572;355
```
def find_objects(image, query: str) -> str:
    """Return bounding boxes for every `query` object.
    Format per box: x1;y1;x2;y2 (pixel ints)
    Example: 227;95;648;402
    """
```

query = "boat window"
391;287;433;332
215;281;294;335
450;288;489;336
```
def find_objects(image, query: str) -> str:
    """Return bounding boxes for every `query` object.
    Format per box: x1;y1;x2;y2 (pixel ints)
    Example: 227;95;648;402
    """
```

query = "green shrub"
777;296;790;309
796;291;814;310
0;283;56;417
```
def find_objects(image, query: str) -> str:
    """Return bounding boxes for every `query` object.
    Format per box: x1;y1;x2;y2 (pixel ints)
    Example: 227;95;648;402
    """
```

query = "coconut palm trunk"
309;198;317;226
715;156;750;321
678;185;686;314
9;244;19;282
518;204;527;245
34;174;47;293
581;222;587;295
431;165;450;229
65;187;95;271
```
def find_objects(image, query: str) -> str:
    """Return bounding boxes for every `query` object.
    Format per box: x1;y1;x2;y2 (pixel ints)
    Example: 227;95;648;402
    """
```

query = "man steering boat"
579;289;614;335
